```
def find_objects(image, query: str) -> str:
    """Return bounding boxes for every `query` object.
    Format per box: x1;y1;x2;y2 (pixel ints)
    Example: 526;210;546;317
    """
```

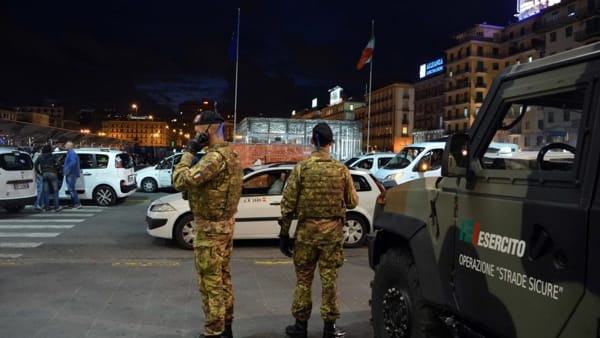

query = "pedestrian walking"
172;111;244;338
278;122;359;338
63;141;81;208
35;144;62;212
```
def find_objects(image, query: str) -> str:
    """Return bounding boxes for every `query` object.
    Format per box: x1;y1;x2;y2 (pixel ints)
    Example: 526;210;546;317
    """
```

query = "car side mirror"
415;158;430;172
442;133;469;177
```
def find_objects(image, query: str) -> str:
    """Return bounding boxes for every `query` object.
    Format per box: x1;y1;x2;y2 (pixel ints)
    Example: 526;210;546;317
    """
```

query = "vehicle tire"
174;213;195;250
93;185;117;206
5;204;25;213
371;248;448;338
141;177;158;193
343;213;369;248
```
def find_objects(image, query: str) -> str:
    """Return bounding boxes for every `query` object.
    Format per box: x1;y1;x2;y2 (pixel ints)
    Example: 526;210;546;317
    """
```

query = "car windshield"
383;147;425;169
344;157;361;167
0;151;33;170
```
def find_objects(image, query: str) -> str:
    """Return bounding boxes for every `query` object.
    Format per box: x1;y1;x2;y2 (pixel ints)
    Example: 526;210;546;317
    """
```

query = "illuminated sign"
517;0;562;21
312;98;318;108
418;58;444;79
329;86;343;106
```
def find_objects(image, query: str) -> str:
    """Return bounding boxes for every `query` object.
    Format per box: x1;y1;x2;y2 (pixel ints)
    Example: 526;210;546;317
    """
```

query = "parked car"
374;142;445;188
135;152;205;192
52;148;137;206
0;147;36;212
146;165;383;249
346;153;395;174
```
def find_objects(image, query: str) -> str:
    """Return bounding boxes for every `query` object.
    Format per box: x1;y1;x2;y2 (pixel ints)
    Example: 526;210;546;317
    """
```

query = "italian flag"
356;35;375;70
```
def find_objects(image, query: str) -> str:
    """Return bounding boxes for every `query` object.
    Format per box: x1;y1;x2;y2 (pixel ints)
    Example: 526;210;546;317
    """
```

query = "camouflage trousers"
291;239;344;321
194;230;234;336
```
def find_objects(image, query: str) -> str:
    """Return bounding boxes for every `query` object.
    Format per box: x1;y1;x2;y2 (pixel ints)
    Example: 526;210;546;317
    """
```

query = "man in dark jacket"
35;145;62;212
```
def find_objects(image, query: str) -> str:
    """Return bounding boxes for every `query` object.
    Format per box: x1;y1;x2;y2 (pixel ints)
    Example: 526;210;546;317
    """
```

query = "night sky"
0;0;517;120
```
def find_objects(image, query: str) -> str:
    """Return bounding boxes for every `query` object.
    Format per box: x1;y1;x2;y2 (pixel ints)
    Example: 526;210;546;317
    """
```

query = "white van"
53;148;137;206
346;153;395;175
374;142;445;188
0;148;37;212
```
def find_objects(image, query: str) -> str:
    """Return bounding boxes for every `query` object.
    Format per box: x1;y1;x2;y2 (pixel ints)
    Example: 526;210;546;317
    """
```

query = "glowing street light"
131;103;138;115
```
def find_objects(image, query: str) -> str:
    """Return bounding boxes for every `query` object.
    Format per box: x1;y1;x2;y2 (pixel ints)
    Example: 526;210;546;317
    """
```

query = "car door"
234;169;291;239
449;74;593;336
157;155;175;188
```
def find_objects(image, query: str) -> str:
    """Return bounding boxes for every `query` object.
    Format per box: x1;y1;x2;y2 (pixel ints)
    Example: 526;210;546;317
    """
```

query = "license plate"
128;175;135;182
14;183;29;190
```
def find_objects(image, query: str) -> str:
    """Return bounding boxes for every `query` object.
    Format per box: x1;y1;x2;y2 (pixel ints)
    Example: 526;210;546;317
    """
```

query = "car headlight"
385;172;404;181
150;203;176;212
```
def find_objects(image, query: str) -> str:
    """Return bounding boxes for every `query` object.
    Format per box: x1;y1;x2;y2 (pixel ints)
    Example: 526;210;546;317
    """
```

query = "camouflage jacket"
279;148;358;236
172;142;243;233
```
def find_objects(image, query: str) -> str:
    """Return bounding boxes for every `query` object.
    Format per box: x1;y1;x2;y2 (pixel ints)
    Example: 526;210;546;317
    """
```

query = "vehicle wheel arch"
372;212;447;306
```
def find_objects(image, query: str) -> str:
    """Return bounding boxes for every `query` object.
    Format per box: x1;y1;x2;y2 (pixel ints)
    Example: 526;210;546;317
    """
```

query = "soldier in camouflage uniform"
279;122;359;338
172;111;243;338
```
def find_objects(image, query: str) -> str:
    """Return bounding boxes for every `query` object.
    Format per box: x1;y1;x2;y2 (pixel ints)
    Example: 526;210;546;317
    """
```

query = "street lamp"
131;103;138;115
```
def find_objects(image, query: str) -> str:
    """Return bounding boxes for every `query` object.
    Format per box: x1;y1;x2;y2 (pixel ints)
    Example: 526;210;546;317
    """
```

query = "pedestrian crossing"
0;206;106;259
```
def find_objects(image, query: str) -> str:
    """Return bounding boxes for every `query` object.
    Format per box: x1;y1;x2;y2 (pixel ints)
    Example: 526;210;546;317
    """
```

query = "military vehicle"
368;42;600;337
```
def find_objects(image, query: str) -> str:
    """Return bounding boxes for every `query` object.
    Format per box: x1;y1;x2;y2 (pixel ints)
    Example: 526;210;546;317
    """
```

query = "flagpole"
232;7;240;142
366;19;374;153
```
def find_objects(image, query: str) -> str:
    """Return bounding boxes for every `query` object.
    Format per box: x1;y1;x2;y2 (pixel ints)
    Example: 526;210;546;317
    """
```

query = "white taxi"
146;165;383;249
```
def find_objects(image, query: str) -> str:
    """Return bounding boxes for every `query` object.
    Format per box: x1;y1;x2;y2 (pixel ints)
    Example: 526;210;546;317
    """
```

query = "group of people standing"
173;111;358;338
32;141;81;212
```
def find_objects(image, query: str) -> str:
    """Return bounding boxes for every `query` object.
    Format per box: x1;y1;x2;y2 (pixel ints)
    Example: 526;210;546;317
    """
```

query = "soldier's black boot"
323;320;346;338
222;324;233;338
285;319;308;338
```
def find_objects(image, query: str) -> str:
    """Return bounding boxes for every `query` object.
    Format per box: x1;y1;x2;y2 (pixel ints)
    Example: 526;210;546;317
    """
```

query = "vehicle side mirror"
415;158;430;172
442;133;469;177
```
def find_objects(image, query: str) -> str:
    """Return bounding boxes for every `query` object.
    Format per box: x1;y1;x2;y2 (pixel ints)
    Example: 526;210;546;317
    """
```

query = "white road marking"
0;242;42;248
0;219;84;223
0;225;75;229
0;253;23;258
30;213;96;217
0;232;60;238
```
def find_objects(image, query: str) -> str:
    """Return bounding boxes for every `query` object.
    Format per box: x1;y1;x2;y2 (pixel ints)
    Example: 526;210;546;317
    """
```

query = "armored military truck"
368;42;600;337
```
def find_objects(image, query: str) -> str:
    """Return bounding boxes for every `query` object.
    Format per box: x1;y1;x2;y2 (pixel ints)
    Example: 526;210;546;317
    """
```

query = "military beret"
312;122;334;144
193;111;224;125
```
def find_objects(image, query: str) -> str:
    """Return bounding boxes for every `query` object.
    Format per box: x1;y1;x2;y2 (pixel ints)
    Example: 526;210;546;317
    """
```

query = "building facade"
101;118;169;147
355;83;414;153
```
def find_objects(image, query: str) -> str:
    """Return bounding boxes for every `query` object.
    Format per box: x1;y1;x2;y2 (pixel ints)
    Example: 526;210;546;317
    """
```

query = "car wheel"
141;178;158;193
174;213;195;250
93;185;117;206
343;213;369;248
371;248;448;338
5;204;25;213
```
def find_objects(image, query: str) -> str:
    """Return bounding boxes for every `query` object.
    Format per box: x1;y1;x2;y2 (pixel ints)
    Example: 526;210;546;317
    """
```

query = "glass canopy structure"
236;117;362;161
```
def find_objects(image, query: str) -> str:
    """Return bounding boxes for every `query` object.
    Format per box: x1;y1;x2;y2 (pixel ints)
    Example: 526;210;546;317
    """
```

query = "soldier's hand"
279;235;294;257
186;132;209;153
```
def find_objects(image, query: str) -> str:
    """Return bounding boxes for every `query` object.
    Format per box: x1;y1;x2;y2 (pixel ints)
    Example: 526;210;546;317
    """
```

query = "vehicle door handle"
83;173;92;176
270;202;281;205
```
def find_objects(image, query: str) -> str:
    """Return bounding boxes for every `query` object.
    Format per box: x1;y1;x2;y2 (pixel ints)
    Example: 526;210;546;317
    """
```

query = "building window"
538;120;544;130
492;62;499;70
564;110;571;121
550;31;557;42
463;107;469;118
475;92;484;103
565;26;573;37
492;47;499;56
548;111;554;123
568;5;576;17
477;46;483;56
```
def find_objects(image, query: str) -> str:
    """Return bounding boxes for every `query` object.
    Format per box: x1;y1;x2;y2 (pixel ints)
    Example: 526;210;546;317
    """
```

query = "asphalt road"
0;191;374;338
